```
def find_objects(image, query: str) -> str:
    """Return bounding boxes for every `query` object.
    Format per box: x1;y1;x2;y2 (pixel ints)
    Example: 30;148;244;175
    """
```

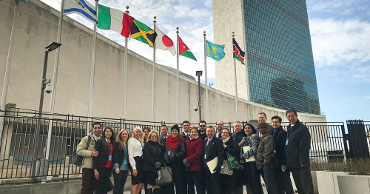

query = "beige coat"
76;134;97;169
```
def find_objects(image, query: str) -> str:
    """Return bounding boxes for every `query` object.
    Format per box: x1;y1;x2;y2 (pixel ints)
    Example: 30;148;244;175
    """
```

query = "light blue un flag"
206;40;225;61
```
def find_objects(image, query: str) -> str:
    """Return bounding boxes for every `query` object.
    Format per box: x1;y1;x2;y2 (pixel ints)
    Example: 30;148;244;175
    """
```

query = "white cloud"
308;0;357;13
310;19;370;67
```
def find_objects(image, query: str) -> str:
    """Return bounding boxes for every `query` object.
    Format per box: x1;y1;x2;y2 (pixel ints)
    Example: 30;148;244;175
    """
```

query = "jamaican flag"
130;19;157;47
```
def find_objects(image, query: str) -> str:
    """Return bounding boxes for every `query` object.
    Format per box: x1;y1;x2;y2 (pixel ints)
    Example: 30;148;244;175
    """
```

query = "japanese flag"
154;26;176;56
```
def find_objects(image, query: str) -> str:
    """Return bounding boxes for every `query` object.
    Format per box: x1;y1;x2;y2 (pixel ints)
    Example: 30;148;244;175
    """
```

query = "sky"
40;0;370;123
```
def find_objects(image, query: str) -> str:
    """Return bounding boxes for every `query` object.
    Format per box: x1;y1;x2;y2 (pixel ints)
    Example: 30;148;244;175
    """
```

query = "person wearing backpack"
77;122;102;194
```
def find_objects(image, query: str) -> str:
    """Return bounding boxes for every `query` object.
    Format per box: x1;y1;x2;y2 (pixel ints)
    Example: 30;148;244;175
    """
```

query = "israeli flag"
64;0;97;24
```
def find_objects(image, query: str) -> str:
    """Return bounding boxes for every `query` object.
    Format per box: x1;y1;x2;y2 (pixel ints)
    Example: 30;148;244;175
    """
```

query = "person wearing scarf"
163;124;186;194
220;128;240;194
184;127;204;194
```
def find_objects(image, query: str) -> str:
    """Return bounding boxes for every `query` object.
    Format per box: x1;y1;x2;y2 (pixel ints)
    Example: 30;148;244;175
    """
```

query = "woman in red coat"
183;127;204;194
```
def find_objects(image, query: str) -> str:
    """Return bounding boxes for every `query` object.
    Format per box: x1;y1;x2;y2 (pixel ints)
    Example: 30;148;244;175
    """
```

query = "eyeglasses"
93;127;101;129
200;125;206;127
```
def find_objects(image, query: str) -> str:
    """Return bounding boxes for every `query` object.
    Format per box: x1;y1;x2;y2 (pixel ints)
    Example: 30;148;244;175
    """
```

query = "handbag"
156;161;173;186
219;160;233;176
72;136;91;166
226;152;244;170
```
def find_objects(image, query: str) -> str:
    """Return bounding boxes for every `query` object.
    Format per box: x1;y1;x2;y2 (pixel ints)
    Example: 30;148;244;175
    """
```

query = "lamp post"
31;42;61;181
196;71;202;123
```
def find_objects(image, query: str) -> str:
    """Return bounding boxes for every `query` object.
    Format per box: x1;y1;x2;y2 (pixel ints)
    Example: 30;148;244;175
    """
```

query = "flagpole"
203;31;208;122
45;0;66;162
176;27;179;124
122;6;129;120
87;0;99;123
232;32;239;121
0;0;19;150
152;16;156;127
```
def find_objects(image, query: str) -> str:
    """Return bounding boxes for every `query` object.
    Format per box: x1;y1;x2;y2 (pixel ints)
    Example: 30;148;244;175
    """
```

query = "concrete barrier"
0;177;133;194
338;175;370;194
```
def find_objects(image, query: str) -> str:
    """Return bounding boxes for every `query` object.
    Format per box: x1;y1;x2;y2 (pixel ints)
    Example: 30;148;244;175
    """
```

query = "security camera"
194;104;198;111
45;85;52;94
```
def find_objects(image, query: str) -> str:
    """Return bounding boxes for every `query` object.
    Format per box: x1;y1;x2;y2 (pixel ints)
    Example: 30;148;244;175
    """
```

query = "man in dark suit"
285;109;314;194
203;126;224;194
271;116;294;194
159;125;169;145
182;120;191;138
198;120;207;140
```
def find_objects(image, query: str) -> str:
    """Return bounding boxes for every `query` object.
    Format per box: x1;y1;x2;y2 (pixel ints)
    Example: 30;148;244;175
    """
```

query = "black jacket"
93;139;114;170
159;135;168;145
164;140;186;165
203;137;224;170
143;141;165;172
113;142;130;170
285;119;311;168
220;138;239;188
198;131;207;141
232;130;246;144
273;126;287;167
223;138;240;160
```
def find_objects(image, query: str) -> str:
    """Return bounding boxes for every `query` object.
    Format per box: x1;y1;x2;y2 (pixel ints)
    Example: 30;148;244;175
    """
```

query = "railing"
0;108;369;184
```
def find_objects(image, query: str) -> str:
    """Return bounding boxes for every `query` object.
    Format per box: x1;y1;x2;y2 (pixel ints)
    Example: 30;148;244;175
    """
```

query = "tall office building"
212;0;320;114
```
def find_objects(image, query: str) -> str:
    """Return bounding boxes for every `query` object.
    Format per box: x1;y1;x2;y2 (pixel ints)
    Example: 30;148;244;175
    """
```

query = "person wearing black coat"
271;116;294;194
198;121;207;141
93;126;116;194
220;128;239;194
203;126;224;194
163;125;186;194
143;131;165;194
286;109;314;194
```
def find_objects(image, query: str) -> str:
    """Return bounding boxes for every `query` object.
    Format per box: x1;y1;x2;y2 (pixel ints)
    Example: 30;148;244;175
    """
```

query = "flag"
64;0;97;24
178;36;197;61
154;26;176;56
98;4;134;37
206;40;225;61
233;38;245;64
130;20;157;47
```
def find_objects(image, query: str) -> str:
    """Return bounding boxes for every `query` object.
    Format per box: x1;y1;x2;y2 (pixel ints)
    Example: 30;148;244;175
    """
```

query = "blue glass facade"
243;0;320;114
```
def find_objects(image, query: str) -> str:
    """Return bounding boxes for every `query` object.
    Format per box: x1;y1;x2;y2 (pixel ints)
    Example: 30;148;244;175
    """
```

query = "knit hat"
171;124;179;132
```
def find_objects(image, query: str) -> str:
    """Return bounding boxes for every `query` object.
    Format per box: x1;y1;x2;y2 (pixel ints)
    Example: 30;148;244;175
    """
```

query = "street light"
196;71;202;123
32;42;61;181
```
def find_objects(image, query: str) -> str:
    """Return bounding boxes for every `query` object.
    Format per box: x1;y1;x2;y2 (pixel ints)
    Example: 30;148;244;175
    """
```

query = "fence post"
346;120;370;158
0;103;16;162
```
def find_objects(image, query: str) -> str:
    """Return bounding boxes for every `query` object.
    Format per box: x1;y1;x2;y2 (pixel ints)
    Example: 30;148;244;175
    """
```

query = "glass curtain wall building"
213;0;321;114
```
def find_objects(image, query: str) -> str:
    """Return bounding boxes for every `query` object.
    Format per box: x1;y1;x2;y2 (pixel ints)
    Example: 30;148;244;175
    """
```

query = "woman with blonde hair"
113;129;130;194
142;131;165;194
128;126;144;194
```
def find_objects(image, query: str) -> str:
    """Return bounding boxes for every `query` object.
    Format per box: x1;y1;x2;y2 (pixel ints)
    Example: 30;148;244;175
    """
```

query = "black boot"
153;188;161;194
146;188;153;194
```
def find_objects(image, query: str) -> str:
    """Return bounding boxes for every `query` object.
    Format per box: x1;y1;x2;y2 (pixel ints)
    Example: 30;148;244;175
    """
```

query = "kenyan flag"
233;38;245;64
178;36;197;61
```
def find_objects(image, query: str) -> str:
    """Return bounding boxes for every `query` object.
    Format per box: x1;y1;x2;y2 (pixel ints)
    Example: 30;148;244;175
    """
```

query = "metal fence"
0;107;369;184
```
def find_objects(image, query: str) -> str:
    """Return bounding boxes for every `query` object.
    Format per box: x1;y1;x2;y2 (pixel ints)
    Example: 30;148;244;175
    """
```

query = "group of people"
76;108;314;194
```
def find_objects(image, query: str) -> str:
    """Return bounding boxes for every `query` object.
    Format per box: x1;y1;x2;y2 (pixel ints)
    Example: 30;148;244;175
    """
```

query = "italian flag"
97;4;134;37
178;36;197;61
